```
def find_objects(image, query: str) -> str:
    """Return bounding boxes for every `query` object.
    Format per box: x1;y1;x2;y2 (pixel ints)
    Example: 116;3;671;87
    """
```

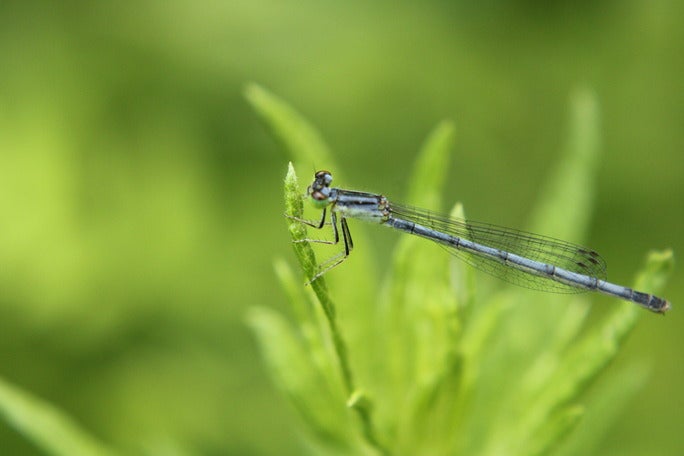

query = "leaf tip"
243;81;266;104
634;249;675;298
346;389;373;412
284;163;303;219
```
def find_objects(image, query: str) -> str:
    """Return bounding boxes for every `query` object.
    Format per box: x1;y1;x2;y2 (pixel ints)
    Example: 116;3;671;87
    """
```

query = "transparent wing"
390;203;607;293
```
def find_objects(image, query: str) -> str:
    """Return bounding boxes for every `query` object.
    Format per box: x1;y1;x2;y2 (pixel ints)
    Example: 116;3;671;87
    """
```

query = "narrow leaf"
377;121;456;430
556;364;649;456
244;83;334;173
282;164;387;455
406;120;456;208
0;376;117;456
528;405;585;456
246;306;353;450
249;85;377;363
528;87;601;241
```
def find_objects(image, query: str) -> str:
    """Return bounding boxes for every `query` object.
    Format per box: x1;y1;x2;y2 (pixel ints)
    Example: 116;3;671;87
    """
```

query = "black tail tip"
659;300;672;314
651;297;671;314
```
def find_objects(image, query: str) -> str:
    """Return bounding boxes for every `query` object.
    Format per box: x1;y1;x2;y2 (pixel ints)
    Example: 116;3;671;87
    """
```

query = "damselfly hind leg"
305;216;354;284
287;209;354;283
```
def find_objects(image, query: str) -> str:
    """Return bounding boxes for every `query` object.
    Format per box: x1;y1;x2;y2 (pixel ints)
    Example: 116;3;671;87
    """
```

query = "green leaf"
247;84;377;378
281;163;387;455
244;83;334;175
0;376;117;456
272;257;345;395
556;363;649;456
406;120;456;208
246;306;356;451
283;162;333;309
527;405;585;456
633;249;674;295
527;87;601;240
397;352;465;454
375;122;457;437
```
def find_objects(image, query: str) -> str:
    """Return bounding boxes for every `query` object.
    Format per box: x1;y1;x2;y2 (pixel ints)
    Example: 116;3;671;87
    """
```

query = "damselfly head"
308;170;333;202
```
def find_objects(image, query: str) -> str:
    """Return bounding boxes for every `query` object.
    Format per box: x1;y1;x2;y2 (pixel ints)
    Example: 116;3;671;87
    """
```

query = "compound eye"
314;170;333;185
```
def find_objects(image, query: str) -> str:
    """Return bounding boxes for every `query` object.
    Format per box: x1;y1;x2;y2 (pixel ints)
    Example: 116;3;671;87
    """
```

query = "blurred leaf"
406;120;456;208
244;82;335;178
556;364;649;456
375;121;457;439
246;306;355;451
633;249;674;295
246;84;378;380
510;88;602;348
397;352;465;455
528;87;601;240
527;405;585;456
0;376;117;456
273;257;348;401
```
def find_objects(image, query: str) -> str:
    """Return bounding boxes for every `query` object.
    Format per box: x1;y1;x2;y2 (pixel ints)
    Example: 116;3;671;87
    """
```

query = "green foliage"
0;4;680;455
0;376;116;456
246;85;673;455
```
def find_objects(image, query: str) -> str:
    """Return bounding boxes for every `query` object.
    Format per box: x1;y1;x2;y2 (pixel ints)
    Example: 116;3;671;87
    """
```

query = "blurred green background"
0;1;682;454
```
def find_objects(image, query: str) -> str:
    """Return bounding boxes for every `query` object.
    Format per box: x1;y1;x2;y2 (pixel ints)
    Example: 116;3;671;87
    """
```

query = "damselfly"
291;170;670;314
